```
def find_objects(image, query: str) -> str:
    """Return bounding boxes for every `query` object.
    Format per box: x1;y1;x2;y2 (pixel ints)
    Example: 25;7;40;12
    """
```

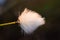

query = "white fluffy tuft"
18;8;45;34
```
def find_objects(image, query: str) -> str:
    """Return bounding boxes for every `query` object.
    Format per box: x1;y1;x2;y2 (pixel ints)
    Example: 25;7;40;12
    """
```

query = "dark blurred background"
0;0;60;40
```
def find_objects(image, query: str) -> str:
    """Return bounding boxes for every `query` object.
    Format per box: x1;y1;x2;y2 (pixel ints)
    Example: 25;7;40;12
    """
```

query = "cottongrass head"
18;8;45;34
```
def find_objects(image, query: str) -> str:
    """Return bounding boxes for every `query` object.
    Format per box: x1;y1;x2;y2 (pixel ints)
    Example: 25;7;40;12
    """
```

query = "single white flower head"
18;8;45;34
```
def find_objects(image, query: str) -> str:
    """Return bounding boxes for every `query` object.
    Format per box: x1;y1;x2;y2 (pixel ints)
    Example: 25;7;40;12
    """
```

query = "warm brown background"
0;0;60;40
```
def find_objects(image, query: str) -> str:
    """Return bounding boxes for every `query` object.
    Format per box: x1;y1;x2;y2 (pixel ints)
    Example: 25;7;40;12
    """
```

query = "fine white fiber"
18;8;45;34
